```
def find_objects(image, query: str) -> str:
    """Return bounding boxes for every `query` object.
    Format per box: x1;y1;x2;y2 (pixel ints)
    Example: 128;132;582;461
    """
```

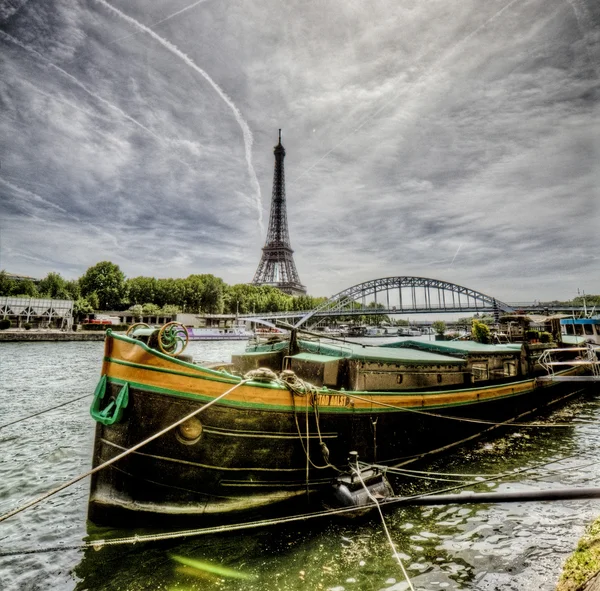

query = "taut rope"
0;378;250;523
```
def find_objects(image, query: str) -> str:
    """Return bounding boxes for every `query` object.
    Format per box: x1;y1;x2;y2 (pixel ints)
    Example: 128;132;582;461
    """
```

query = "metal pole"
384;486;600;508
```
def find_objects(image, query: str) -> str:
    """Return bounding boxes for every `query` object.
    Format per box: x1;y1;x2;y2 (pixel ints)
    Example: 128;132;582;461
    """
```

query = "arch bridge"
242;277;513;327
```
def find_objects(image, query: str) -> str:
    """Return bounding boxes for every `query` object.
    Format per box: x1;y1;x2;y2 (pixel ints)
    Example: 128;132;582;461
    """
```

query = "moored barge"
88;323;591;525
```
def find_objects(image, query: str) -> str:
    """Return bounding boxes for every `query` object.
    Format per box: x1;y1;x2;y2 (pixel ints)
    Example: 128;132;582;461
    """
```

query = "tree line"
2;263;598;321
0;261;327;317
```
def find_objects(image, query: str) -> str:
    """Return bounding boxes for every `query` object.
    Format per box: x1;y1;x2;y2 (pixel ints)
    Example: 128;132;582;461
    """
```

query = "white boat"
560;317;600;346
186;326;253;341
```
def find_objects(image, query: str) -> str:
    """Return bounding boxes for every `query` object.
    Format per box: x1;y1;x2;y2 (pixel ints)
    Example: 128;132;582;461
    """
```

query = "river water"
0;340;599;591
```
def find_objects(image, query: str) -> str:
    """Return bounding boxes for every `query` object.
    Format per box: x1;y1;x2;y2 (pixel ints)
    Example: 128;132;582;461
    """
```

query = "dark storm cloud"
0;0;598;300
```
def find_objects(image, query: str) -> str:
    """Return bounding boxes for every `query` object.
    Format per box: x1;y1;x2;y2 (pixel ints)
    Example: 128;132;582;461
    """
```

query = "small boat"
397;327;422;337
186;325;253;341
560;316;600;346
88;322;592;526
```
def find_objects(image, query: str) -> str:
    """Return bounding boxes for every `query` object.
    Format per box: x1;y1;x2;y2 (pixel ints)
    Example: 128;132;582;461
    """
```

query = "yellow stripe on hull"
102;334;582;412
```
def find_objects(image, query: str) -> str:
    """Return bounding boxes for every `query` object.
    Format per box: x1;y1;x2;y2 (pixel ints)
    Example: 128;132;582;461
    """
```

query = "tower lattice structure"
252;130;306;296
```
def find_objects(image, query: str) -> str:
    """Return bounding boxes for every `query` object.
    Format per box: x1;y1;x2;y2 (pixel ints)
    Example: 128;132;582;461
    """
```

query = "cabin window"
584;324;594;336
471;362;488;381
575;324;584;335
596;325;600;335
437;374;443;384
396;374;403;384
565;324;574;335
504;361;517;377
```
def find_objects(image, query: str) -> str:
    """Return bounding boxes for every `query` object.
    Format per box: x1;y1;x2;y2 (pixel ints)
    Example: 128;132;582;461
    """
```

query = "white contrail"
1;30;201;173
292;0;523;184
109;0;213;45
24;79;112;122
450;244;463;266
564;0;600;77
0;30;163;142
95;0;264;230
0;177;121;247
0;177;69;215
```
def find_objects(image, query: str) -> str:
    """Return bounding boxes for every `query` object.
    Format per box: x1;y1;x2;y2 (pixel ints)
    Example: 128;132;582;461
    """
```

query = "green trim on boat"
108;329;237;378
103;356;283;390
90;376;129;425
102;375;547;414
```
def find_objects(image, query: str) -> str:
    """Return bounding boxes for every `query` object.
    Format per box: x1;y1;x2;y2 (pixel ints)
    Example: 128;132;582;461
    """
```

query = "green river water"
0;340;599;591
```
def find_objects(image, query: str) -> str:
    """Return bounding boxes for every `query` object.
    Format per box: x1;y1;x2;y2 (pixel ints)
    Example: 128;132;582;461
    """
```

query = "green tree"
200;275;226;314
128;304;143;320
86;292;100;310
471;319;491;343
127;277;158;306
155;278;186;308
38;272;69;299
226;284;256;314
12;279;38;297
142;303;162;316
73;297;95;321
574;294;600;308
0;271;17;296
183;275;205;312
65;279;81;300
432;320;446;336
79;262;127;310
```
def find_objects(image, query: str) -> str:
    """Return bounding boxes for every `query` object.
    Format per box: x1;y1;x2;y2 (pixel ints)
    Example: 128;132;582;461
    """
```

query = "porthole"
437;374;443;384
176;417;203;445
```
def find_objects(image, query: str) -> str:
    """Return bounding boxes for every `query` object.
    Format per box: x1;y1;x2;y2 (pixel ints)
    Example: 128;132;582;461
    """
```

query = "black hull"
88;378;590;526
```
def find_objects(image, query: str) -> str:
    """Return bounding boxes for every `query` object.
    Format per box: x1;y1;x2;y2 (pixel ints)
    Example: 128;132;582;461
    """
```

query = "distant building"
0;297;73;329
5;272;39;283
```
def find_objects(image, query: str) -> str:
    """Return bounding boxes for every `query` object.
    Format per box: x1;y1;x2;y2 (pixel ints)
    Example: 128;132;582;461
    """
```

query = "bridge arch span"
294;276;513;328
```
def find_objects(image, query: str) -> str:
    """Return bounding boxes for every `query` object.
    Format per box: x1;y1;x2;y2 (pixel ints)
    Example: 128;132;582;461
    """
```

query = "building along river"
0;339;599;590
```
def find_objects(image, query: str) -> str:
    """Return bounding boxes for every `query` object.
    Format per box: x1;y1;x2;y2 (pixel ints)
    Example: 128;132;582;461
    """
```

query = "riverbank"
557;516;600;590
0;330;121;342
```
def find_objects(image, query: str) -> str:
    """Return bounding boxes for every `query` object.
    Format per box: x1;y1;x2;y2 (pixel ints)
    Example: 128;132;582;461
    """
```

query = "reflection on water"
0;341;599;590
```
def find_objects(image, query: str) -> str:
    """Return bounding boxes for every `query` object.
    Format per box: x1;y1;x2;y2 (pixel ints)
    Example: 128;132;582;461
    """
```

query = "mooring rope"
363;452;600;485
1;450;598;557
0;378;250;524
0;502;379;557
351;465;415;591
0;394;89;431
344;390;586;428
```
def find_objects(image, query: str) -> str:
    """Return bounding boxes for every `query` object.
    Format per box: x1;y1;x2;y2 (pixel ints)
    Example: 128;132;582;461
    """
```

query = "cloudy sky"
0;0;598;302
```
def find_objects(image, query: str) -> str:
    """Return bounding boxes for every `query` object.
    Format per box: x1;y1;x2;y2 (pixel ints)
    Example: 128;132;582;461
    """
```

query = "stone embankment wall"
0;331;112;342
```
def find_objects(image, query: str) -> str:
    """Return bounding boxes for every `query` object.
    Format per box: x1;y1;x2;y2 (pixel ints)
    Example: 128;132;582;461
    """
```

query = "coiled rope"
279;369;339;472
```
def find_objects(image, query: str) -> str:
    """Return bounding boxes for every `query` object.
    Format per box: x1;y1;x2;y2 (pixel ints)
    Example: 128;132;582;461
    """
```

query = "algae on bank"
558;516;600;591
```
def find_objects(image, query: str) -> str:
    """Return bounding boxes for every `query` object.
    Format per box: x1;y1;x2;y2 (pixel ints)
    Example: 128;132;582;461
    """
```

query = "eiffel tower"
252;130;306;296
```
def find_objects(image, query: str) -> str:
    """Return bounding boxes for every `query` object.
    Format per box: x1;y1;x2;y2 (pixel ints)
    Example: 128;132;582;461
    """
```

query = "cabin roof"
300;340;465;365
380;339;521;358
291;352;345;363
